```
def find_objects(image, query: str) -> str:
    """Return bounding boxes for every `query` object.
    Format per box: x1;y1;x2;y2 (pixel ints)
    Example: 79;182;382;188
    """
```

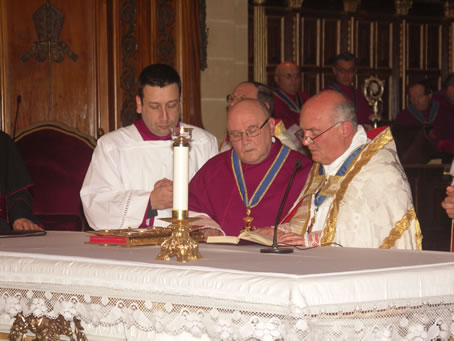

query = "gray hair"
333;100;358;129
237;81;274;114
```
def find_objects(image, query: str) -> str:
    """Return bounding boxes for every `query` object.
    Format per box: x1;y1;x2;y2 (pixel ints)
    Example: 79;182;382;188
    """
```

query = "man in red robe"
189;99;312;237
272;62;310;129
395;80;454;153
326;52;373;127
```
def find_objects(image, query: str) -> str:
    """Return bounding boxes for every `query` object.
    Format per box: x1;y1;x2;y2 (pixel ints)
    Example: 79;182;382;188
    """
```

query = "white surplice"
80;123;218;230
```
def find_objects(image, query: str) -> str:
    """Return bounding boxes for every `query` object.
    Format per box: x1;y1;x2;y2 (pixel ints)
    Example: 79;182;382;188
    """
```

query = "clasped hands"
150;178;173;210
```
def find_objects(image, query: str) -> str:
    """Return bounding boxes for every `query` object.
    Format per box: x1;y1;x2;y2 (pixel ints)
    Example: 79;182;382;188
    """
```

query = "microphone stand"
261;160;301;254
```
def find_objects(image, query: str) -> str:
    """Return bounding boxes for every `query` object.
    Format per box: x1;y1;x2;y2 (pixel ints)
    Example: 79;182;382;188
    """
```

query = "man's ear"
342;121;354;137
136;95;142;114
269;117;276;135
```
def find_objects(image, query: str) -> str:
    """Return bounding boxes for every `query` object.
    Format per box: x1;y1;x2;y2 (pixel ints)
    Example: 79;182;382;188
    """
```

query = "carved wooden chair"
15;121;96;231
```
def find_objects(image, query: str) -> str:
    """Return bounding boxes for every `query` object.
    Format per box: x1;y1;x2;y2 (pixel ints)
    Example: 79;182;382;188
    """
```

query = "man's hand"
442;186;454;219
150;178;173;210
277;231;321;246
189;215;224;241
278;232;306;246
256;227;285;239
12;218;44;231
200;228;223;241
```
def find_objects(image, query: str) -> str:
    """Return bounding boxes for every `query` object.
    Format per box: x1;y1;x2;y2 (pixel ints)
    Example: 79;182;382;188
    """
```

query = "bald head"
274;62;301;96
299;90;357;165
227;99;275;164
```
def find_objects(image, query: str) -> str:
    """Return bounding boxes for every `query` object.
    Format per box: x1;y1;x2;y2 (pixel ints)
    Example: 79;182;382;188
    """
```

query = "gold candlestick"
156;210;201;262
156;127;202;262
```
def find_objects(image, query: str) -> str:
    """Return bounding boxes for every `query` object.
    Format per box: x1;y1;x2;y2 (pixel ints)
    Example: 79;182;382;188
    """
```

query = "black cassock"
0;131;37;230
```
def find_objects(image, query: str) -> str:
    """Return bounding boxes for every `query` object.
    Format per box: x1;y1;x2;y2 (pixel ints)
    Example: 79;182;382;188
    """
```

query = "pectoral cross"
242;208;255;232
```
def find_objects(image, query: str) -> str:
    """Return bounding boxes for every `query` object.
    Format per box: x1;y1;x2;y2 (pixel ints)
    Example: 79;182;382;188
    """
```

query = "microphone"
261;159;302;254
12;95;21;141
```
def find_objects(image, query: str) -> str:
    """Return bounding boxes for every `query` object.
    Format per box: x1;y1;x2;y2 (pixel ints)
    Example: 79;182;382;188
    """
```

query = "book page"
206;231;277;246
206;235;241;244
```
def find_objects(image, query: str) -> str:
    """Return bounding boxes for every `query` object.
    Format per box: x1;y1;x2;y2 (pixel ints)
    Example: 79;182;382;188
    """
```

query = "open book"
207;230;279;246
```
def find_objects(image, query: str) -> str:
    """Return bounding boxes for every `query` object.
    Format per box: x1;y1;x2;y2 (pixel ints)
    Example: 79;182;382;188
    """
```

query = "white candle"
173;143;189;211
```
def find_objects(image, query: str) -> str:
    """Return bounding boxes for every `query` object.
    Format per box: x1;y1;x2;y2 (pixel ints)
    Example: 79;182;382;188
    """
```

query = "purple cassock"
326;83;373;125
188;140;312;236
433;90;454;148
395;99;454;150
272;89;310;129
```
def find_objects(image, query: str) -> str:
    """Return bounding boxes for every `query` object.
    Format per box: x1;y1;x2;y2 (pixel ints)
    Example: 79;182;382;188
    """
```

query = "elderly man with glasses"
272;62;311;130
188;99;312;237
263;90;421;249
81;64;218;230
220;81;305;154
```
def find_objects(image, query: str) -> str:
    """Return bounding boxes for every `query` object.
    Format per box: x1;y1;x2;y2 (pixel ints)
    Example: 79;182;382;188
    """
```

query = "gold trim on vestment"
274;120;286;138
320;128;394;245
380;208;422;250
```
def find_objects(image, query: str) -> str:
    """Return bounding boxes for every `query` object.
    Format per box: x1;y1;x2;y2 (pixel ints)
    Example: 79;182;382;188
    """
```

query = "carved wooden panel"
249;3;453;121
0;0;109;137
301;17;318;66
322;19;340;66
267;15;283;66
376;22;392;69
355;20;372;68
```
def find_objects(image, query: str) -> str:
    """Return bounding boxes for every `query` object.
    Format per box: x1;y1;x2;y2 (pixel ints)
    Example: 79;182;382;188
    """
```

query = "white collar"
323;125;369;176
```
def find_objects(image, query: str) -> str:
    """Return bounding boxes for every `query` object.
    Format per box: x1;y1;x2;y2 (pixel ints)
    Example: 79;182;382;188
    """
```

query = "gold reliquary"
86;227;204;247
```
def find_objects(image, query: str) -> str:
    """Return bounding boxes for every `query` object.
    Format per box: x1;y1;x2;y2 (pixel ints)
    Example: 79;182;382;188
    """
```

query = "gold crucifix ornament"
242;208;256;232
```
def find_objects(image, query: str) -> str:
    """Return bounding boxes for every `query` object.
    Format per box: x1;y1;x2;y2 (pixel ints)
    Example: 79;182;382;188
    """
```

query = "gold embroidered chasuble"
284;128;422;250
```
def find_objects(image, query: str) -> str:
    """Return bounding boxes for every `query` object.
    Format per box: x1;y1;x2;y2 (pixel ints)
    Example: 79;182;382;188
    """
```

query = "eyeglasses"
226;94;254;105
148;99;180;113
229;117;271;142
278;73;301;80
296;121;344;145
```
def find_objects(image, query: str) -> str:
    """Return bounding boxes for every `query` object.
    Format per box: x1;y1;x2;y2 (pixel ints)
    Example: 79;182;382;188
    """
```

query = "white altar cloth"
1;231;454;340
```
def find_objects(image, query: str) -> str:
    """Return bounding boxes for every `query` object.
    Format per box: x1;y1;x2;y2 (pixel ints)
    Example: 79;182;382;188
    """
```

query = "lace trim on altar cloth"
0;287;453;340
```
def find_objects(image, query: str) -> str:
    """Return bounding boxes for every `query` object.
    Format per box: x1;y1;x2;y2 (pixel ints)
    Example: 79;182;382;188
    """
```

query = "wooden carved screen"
250;1;454;121
0;0;205;138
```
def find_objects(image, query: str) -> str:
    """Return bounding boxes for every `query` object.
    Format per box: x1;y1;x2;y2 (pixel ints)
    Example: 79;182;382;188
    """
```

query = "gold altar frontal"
156;210;202;262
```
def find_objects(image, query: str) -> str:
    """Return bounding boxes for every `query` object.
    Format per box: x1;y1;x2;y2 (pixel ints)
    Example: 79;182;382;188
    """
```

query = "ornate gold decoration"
157;211;202;262
9;312;87;341
321;128;393;245
242;208;255;232
395;0;413;16
363;76;385;128
253;0;266;4
343;0;361;13
87;227;203;247
21;1;78;63
287;0;304;9
380;208;422;250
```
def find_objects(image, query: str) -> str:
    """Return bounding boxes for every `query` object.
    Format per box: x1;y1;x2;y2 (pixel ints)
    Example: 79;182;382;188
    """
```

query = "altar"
1;231;454;340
